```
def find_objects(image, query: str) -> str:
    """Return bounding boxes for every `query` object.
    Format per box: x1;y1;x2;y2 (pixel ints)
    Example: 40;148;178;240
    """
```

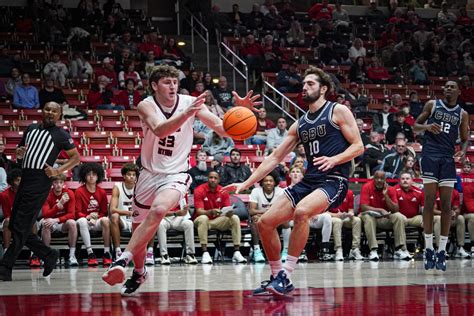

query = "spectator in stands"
276;63;302;94
309;211;333;261
364;131;389;174
437;2;457;27
446;51;466;77
408;91;424;119
102;14;123;41
348;38;366;64
13;73;39;109
67;26;91;52
117;30;138;55
240;34;264;76
96;57;118;89
204;93;225;119
181;70;200;92
309;23;322;48
75;162;112;266
367;57;391;84
43;51;68;87
349;56;368;84
39;77;67;109
381;138;412;178
118;61;143;90
219;148;252;187
88;75;124;110
0;140;18;173
379;24;398;49
193;171;247;264
246;107;276;145
265;117;288;155
413;23;434;54
212;76;233;110
367;0;386;26
391;42;415;68
40;173;78;266
260;0;275;15
142;50;158;79
308;0;333;23
329;189;364;261
401;102;415;126
332;1;350;31
113;79;141;110
409;59;430;85
191;81;205;97
345;82;368;111
249;171;291;262
386;111;414;144
0;47;15;77
203;72;216;91
290;143;307;168
263;5;288;30
189;150;212;193
109;163;140;261
320;39;344;65
5;67;22;98
372;100;394;133
262;35;283;72
433;189;470;258
202;131;234;157
356;118;370;146
391;93;403;111
399;155;420;178
228;3;245;34
0;169;22;255
459;76;474;110
193;117;212;145
286;20;305;47
246;3;264;30
457;7;473;27
360;170;407;260
139;31;162;59
208;4;232;32
70;52;93;80
114;47;133;74
103;0;124;19
427;53;447;77
162;37;188;66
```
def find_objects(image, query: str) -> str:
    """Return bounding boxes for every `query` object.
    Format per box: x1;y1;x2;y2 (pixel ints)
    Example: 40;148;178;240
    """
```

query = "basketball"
223;106;257;140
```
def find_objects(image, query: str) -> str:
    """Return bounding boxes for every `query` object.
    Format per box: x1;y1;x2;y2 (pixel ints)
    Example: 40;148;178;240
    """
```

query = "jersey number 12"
440;122;451;134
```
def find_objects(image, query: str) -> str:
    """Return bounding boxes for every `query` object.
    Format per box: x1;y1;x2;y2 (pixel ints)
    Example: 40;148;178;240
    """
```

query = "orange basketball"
223;106;257;141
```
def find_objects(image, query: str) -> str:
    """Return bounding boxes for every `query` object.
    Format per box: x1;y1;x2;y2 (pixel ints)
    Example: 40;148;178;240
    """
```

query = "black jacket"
218;163;252;187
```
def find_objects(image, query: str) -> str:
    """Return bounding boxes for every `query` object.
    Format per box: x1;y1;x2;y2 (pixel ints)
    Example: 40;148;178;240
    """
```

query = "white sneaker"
232;251;247;264
349;248;365;260
471;246;474;258
368;250;379;261
145;252;155;265
455;247;471;259
184;254;198;264
68;256;79;267
298;250;308;262
394;249;412;260
161;254;171;265
201;252;213;264
335;248;344;261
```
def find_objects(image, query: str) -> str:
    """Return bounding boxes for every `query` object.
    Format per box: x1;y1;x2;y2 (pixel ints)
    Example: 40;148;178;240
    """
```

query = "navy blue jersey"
297;101;350;178
422;99;462;158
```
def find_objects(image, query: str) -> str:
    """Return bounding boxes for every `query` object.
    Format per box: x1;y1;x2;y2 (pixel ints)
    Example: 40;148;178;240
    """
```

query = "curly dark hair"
258;169;280;187
121;163;140;177
78;162;105;184
7;169;22;186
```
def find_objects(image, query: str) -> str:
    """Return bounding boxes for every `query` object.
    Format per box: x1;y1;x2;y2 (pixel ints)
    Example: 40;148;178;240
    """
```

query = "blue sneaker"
267;270;295;296
252;275;274;295
436;250;447;271
424;248;436;270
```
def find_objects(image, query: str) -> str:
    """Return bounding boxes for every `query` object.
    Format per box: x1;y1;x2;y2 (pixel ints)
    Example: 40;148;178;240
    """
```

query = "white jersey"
140;94;195;174
249;187;284;212
115;182;134;219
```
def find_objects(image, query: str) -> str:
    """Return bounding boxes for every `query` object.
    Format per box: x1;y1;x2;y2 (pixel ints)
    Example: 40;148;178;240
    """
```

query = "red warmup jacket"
0;187;16;219
112;89;141;109
308;3;333;21
193;183;231;220
42;188;76;223
240;43;264;57
74;185;108;219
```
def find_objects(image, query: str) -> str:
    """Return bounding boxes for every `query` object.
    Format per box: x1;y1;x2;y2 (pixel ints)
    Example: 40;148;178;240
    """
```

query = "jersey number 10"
308;140;320;156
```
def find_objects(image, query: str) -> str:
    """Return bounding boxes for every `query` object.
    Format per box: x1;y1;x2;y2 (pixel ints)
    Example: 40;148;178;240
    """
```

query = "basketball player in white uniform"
110;163;139;260
102;64;261;295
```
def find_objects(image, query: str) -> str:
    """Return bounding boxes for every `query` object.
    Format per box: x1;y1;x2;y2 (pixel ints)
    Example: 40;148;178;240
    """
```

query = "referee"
0;102;80;281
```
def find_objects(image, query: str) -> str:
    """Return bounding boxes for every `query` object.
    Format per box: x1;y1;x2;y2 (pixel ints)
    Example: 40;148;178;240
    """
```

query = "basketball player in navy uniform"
224;66;364;295
414;81;469;271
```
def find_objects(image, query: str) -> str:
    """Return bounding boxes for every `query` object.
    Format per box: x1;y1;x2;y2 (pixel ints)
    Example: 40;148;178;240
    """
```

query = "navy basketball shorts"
284;175;348;209
420;156;456;186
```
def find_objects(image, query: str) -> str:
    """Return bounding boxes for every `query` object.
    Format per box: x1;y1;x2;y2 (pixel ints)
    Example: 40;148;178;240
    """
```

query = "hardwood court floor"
1;260;474;315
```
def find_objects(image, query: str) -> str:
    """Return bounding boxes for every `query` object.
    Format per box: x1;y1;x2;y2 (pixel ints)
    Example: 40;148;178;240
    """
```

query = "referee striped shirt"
19;124;75;170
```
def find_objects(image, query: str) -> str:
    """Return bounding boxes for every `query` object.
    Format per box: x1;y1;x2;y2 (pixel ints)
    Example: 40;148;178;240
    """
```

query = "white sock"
283;255;298;279
269;260;283;278
135;266;145;275
282;228;291;249
118;251;133;264
115;247;122;253
69;247;76;258
439;235;449;252
253;245;260;251
424;233;433;250
104;246;110;254
86;247;93;255
147;247;153;253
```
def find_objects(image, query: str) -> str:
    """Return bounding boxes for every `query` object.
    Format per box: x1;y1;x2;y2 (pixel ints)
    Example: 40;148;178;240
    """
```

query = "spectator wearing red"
139;31;162;58
113;78;141;109
308;0;333;22
240;34;265;74
461;162;474;255
460;75;474;109
190;81;205;97
75;163;111;266
0;169;21;254
456;7;473;27
95;57;118;89
193;171;246;264
88;75;125;110
379;23;398;49
118;61;143;90
367;58;391;83
394;171;424;220
162;37;187;63
41;173;78;266
246;107;276;145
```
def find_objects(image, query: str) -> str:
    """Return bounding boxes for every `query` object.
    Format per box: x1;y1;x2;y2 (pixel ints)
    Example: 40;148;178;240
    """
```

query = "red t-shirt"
435;189;460;210
394;184;423;218
462;174;474;213
308;3;333;21
112;90;141;109
42;188;76;223
329;189;354;213
240;43;264;58
139;42;162;58
360;180;398;210
0;187;16;219
193;183;231;220
367;66;390;81
75;185;108;219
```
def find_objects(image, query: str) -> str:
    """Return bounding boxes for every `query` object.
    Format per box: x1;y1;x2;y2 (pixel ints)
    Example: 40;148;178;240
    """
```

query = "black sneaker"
0;265;12;281
102;259;128;286
121;268;148;296
43;249;59;277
